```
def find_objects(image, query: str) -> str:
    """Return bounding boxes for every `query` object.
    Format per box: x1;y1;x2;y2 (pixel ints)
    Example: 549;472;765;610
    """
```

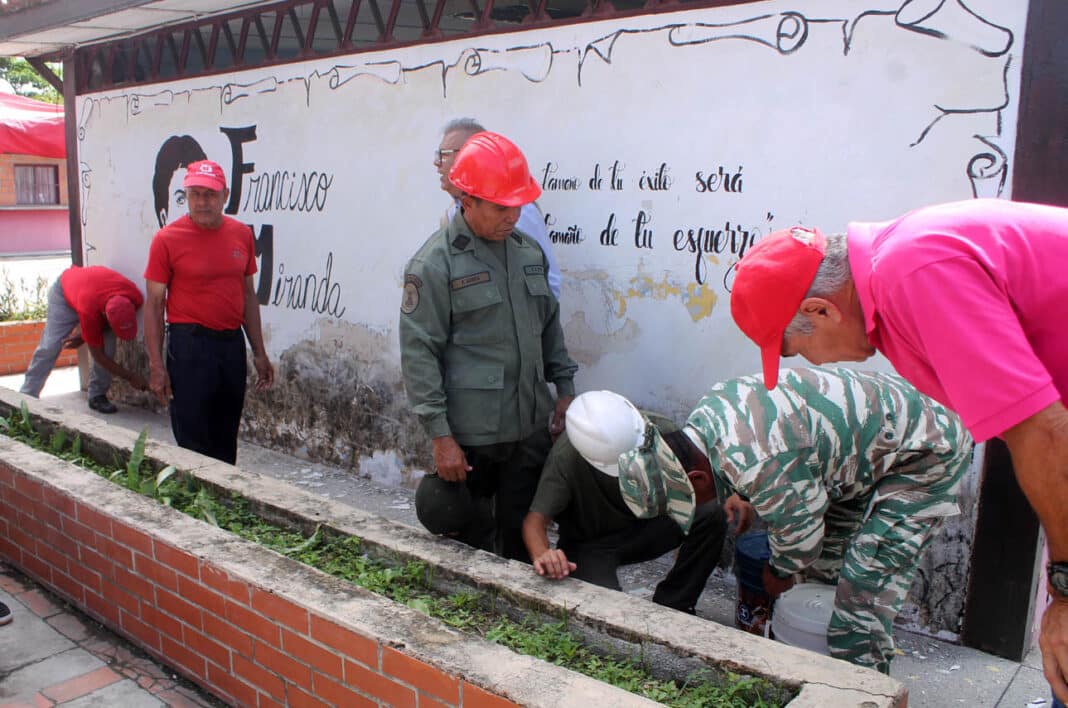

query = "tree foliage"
0;57;62;104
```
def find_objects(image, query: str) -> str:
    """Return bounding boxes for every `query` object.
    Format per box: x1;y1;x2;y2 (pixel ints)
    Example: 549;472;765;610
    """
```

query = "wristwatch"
1049;562;1068;597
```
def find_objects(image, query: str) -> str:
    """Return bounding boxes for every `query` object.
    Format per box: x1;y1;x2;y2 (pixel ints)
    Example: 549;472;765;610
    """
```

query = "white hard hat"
565;390;645;477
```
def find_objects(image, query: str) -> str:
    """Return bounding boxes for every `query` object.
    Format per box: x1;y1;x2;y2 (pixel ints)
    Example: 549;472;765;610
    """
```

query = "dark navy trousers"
166;324;246;465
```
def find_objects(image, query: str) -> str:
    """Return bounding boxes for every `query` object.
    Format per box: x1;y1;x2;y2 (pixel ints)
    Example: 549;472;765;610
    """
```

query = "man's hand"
762;562;796;599
724;493;754;535
432;436;472;482
148;365;172;404
62;332;84;350
533;548;577;580
253;352;274;391
1041;596;1068;703
127;373;149;392
550;394;574;439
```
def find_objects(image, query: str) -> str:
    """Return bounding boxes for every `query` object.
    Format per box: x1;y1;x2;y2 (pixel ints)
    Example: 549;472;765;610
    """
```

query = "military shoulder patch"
523;265;545;276
450;271;490;290
451;234;471;250
401;273;421;314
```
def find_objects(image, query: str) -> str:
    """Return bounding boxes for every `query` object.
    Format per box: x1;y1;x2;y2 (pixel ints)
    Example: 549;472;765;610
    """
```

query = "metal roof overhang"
0;0;266;58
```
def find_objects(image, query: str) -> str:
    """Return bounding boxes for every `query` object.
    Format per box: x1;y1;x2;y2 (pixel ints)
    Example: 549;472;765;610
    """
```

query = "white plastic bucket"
770;582;836;655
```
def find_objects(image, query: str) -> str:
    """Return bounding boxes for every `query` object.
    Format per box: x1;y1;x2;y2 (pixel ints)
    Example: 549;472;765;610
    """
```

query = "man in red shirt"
143;160;273;464
21;265;147;413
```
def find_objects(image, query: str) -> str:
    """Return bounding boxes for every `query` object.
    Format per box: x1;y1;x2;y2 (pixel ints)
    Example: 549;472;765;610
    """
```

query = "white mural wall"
76;0;1025;634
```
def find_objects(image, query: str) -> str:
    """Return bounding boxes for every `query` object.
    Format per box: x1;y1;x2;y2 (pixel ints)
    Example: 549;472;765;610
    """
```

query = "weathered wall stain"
240;321;429;473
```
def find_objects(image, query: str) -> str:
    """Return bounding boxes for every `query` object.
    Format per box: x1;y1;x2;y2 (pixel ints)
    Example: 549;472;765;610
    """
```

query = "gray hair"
442;117;485;139
783;231;851;336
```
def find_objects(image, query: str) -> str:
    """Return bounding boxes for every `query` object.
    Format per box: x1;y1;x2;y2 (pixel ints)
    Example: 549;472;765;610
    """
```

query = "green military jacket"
684;367;974;576
399;211;577;447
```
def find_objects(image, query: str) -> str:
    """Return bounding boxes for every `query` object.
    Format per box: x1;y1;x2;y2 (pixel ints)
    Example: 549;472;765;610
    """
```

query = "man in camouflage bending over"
610;367;973;674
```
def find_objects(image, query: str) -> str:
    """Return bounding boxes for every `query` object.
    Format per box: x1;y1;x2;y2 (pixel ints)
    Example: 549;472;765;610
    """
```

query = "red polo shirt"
144;215;257;331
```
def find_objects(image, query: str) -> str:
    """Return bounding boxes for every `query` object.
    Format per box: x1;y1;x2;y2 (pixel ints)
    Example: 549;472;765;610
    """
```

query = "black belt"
168;323;243;341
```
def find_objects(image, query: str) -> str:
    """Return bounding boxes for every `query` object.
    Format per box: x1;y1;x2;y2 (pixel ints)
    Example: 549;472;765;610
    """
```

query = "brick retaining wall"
0;390;908;707
0;320;77;376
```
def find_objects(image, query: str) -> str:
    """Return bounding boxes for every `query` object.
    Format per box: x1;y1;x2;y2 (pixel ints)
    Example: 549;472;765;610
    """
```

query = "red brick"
99;578;140;615
99;537;133;568
182;625;232;669
0;535;21;563
42;487;77;519
250;588;309;633
17;513;48;546
161;636;207;679
67;561;102;596
461;683;519;708
133;552;178;591
422;694;453;708
178;575;226;618
84;588;121;628
203;612;254;657
232;653;285;701
199;563;250;603
8;525;36;556
153;540;199;578
0;462;14;485
36;542;70;575
19;588;62;618
207;661;259;707
62;517;99;550
113;565;153;600
383;647;459;704
41;665;122;702
75;503;111;535
310;616;378;667
225;598;280;647
286;684;331;708
282;629;343;679
21;553;52;584
50;570;84;604
312;673;375;708
141;602;184;641
257;694;285;708
120;608;161;651
112;522;153;556
157;586;202;629
79;546;113;580
13;475;43;502
254;639;312;689
344;659;416;708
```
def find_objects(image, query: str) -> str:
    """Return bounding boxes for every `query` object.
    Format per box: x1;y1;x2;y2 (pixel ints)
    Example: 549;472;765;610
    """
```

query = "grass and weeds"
1;403;792;707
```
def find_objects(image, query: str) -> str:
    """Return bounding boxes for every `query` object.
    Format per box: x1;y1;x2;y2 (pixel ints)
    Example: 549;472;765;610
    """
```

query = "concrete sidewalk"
0;366;1057;708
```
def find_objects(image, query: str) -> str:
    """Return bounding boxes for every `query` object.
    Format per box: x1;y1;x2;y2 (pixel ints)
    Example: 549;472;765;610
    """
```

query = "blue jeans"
1053;694;1065;708
21;278;115;399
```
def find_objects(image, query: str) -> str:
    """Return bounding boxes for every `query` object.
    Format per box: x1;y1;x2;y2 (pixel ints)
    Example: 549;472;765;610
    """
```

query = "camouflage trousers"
804;497;946;674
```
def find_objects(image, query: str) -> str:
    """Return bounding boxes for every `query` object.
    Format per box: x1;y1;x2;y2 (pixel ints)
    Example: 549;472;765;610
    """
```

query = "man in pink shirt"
729;199;1068;703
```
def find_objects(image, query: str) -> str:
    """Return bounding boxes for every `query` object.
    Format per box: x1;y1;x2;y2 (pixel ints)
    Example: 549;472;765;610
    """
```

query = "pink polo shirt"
848;199;1068;442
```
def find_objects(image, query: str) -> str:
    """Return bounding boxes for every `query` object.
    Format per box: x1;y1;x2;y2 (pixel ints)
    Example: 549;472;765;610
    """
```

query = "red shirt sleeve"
244;226;257;277
144;232;172;284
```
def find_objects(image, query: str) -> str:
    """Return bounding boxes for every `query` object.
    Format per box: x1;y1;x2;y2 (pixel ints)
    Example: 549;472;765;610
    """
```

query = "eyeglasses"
434;148;460;164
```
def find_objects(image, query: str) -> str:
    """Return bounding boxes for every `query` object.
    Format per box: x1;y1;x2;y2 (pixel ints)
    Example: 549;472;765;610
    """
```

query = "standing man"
434;118;561;298
523;391;735;615
21;265;147;413
401;131;578;562
144;159;273;464
587;368;972;674
730;200;1068;700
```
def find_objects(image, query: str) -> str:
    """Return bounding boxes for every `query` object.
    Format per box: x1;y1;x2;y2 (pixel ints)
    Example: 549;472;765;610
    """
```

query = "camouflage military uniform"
683;367;973;673
400;210;577;560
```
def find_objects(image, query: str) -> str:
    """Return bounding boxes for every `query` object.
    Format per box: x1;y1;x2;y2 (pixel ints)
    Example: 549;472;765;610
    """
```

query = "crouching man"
521;391;744;615
606;368;973;674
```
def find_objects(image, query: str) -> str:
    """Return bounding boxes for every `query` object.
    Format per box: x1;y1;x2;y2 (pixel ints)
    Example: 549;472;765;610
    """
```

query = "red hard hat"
448;131;541;207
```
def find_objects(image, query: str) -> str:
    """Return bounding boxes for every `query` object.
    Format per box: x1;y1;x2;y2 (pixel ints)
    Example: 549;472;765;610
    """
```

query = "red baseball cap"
730;227;827;389
183;160;226;191
104;296;138;341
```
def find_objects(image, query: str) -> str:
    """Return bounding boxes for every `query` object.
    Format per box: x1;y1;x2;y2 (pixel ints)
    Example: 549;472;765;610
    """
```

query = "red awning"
0;92;65;158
